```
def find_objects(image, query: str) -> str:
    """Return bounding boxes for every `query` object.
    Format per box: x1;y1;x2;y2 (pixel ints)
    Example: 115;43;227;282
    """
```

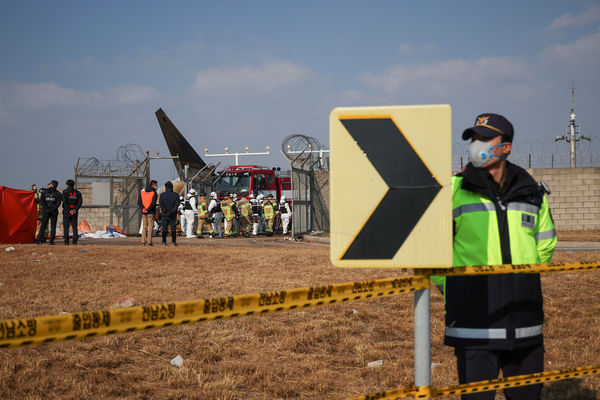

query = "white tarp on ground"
80;230;127;239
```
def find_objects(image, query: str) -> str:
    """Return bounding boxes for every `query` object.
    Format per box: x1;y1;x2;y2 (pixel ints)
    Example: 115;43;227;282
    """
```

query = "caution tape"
2;260;599;348
0;275;428;348
428;260;600;277
348;364;600;399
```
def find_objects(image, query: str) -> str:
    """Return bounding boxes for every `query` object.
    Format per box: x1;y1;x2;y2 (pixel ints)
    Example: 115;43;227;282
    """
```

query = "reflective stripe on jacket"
439;162;557;350
222;199;235;221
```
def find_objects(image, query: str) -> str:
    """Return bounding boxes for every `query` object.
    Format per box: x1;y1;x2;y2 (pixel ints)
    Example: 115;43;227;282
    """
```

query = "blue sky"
1;0;599;189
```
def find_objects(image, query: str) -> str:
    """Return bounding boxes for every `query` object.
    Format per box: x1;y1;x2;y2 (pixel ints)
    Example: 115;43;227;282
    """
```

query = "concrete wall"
305;167;600;233
528;167;600;231
76;181;142;234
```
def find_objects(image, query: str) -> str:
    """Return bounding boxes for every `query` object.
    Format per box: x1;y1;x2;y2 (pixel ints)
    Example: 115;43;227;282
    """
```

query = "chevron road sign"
330;105;452;268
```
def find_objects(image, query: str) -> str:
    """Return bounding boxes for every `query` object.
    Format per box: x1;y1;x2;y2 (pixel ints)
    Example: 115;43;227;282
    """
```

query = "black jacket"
159;188;180;218
40;187;62;216
445;162;547;351
62;187;83;215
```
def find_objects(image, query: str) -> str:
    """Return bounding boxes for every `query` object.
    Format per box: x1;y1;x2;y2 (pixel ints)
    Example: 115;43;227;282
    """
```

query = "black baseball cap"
462;113;514;142
50;180;59;187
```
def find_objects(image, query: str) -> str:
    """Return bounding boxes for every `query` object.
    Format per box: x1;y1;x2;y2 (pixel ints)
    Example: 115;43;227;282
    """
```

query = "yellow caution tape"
2;260;599;348
349;364;600;399
0;275;428;348
429;260;600;277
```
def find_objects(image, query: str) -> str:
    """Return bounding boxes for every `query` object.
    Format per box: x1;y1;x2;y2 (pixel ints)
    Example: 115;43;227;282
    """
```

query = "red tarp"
0;186;36;244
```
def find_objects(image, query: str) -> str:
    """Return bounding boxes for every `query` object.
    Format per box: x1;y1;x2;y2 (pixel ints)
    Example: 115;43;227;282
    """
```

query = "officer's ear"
502;141;512;156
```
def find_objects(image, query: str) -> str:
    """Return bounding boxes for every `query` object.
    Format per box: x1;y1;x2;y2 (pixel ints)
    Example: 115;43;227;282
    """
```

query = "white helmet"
280;195;286;203
257;194;265;201
210;191;217;198
186;192;192;198
249;193;255;199
189;189;197;195
231;193;237;200
179;196;184;201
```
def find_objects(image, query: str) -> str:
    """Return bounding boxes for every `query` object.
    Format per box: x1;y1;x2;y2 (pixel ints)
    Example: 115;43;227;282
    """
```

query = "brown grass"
0;237;598;399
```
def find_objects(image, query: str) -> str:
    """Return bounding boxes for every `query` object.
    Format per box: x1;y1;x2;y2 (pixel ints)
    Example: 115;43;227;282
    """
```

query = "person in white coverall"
279;195;292;235
184;189;197;238
208;191;224;238
178;196;186;235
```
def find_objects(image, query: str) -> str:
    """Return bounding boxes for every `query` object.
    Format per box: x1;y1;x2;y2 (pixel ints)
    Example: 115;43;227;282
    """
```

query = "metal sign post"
414;270;431;399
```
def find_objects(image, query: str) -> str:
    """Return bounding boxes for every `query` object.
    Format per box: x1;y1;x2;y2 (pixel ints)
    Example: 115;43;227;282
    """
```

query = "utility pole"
555;86;591;168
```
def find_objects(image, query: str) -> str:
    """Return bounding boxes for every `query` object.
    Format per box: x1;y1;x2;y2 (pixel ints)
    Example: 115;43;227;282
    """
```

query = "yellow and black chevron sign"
330;105;453;269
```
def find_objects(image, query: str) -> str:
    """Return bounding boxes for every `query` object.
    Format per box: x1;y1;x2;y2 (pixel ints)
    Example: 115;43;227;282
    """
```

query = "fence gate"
283;135;330;237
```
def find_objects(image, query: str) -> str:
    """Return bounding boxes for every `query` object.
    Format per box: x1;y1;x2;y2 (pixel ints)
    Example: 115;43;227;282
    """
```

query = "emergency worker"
62;179;83;245
32;184;43;238
208;191;223;238
261;193;278;236
138;180;158;246
184;189;197;238
178;196;186;236
279;195;292;235
36;180;62;245
236;195;253;237
231;193;241;234
221;193;237;237
196;192;214;238
432;114;557;400
255;194;266;235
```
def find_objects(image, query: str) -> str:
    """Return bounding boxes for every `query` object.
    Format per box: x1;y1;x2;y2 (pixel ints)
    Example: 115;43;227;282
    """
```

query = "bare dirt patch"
557;230;600;242
0;238;598;399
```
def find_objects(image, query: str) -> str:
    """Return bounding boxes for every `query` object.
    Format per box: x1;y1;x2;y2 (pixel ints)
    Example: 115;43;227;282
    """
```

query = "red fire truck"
215;165;291;201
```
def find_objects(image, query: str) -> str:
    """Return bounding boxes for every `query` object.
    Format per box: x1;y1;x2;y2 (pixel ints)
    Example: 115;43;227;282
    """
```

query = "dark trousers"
63;213;78;244
162;215;177;243
37;212;58;243
455;344;544;400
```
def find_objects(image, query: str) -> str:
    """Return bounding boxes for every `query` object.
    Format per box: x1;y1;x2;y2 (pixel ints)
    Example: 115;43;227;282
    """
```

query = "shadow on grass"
542;379;597;400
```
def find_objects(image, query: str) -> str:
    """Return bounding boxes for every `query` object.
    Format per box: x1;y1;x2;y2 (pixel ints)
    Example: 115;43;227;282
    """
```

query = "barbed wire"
76;144;147;177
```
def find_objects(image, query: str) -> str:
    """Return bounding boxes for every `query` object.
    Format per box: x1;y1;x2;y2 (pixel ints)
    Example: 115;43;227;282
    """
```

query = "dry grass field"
0;235;598;399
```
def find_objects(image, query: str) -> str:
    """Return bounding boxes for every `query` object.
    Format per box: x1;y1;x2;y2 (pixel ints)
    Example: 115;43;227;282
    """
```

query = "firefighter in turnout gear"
36;180;62;245
221;194;237;237
62;179;83;245
431;114;557;400
196;193;214;238
32;184;44;238
261;193;278;236
236;195;253;237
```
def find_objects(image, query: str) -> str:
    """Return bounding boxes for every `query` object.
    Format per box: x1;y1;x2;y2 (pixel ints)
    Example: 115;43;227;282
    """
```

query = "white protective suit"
279;200;292;235
184;194;197;238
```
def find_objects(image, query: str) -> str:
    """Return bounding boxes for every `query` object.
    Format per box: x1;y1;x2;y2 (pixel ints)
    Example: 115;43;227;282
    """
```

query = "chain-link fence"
452;140;600;171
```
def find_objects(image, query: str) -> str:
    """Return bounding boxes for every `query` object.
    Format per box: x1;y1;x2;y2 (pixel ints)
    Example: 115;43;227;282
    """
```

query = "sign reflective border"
330;105;452;268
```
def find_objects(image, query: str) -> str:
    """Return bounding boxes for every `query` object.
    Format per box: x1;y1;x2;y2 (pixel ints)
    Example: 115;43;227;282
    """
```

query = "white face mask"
468;140;507;168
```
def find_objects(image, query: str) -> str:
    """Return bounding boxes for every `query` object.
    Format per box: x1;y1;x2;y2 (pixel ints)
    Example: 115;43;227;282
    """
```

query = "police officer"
208;191;223;238
432;114;557;400
62;179;83;245
36;180;62;245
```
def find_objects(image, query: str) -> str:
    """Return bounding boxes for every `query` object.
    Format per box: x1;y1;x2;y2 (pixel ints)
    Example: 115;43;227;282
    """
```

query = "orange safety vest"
141;190;155;210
